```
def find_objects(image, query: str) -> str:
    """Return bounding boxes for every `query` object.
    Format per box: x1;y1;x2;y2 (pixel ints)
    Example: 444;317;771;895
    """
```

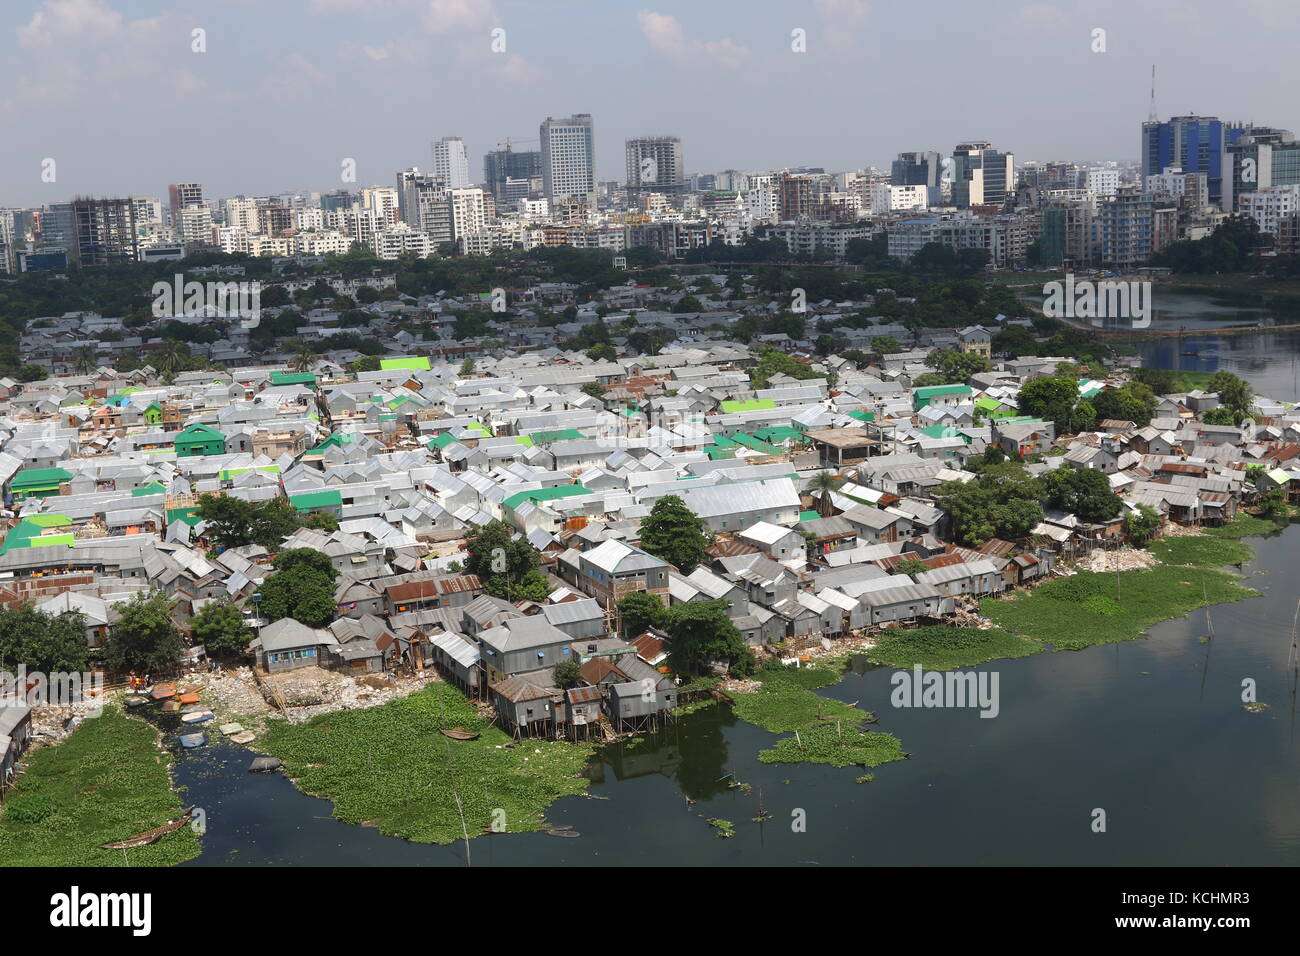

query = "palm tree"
294;346;316;373
154;340;188;379
809;470;843;517
72;346;97;375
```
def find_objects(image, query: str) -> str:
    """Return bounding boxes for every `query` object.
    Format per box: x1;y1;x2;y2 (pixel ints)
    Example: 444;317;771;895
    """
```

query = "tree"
924;348;991;384
638;495;711;573
257;549;338;628
586;343;617;362
106;591;184;674
618;591;666;637
808;471;843;517
0;605;89;674
1125;505;1161;546
1208;371;1252;420
553;659;583;688
932;463;1045;546
463;521;549;601
195;494;301;550
580;381;606;400
663;600;754;678
190;599;254;659
871;336;903;355
892;558;931;577
459;357;476;376
1091;384;1157;427
1017;375;1086;435
1043;466;1123;523
1202;406;1238;426
673;294;704;313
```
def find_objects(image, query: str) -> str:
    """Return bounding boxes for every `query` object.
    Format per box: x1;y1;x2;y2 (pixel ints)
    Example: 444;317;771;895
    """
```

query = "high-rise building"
71;197;138;266
540;113;596;205
1140;116;1235;205
1221;126;1300;212
484;148;542;202
951;142;1014;208
1098;185;1175;270
396;168;452;245
625;137;686;195
449;188;487;241
0;212;15;274
179;205;215;246
778;173;814;220
167;182;204;226
891;151;944;206
431;136;471;189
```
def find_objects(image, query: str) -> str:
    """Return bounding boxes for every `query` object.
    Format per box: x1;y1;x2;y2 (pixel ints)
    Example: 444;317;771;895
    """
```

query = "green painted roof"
289;489;343;510
380;356;431;372
133;482;167;496
220;465;281;480
915;384;972;398
704;446;736;460
309;433;355;454
0;519;74;555
732;433;783;456
799;510;821;522
176;423;225;440
428;433;458;450
27;513;71;528
166;506;202;527
10;467;73;489
503;484;592;511
270;371;317;386
526;428;584;444
721;398;777;413
848;409;876;422
752;426;803;443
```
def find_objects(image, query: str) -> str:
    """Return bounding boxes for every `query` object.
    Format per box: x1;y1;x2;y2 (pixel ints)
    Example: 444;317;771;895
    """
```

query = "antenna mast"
1148;65;1157;122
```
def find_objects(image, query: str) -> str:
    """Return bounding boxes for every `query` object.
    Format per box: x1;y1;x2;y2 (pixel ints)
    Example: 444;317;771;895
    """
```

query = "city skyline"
3;0;1300;205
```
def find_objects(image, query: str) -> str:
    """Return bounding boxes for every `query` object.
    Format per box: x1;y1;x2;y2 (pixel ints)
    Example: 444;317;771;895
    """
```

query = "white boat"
180;710;215;724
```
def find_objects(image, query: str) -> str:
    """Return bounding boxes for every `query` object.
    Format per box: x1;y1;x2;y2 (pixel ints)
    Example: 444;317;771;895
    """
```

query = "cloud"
19;0;127;48
258;52;329;105
636;10;749;68
815;0;870;28
422;0;497;35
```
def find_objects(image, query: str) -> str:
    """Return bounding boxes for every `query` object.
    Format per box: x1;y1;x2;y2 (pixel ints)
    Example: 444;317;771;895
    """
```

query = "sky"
2;0;1299;206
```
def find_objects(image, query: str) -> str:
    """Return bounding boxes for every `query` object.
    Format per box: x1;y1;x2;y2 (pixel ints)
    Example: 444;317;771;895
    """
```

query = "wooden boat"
218;722;245;736
248;756;283;773
179;704;203;714
99;809;193;850
546;825;580;838
180;710;215;724
124;696;150;709
178;692;201;705
178;733;207;749
149;684;177;701
230;731;256;745
161;701;180;713
440;727;480;741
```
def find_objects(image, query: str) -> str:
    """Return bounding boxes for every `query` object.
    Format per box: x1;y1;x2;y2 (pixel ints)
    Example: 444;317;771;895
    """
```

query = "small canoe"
440;727;480;741
178;692;201;705
99;809;194;850
248;756;282;773
179;733;207;749
179;704;203;714
230;732;256;745
181;711;215;724
149;685;177;701
161;701;180;713
218;722;244;736
125;696;150;709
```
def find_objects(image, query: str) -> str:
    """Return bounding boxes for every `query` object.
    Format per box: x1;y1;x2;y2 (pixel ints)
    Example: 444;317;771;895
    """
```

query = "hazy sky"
3;0;1298;206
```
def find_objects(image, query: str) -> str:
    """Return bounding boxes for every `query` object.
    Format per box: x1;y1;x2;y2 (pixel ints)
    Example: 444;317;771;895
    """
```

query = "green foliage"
638;494;711;573
1151;216;1273;274
1124;504;1161;546
866;626;1042;670
748;344;819;389
981;567;1256;650
1202;514;1282;539
1016;375;1089;435
553;659;583;688
891;558;932;577
758;723;905;769
1043;466;1123;523
258;549;338;628
580;381;606;400
0;709;200;866
1208;370;1252;420
105;591;184;673
618;591;665;637
190;599;254;659
663;599;753;678
923;348;991;384
1148;536;1252;568
1201;406;1238;426
733;663;864;732
0;604;89;673
463;520;546;600
259;683;592;844
932;462;1044;546
195;494;301;551
585;343;616;362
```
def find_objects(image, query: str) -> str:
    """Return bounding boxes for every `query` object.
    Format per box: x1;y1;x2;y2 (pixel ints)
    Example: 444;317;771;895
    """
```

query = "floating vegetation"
1201;514;1283;540
259;683;593;845
981;567;1257;650
707;817;735;838
0;708;199;867
759;724;905;770
855;774;875;784
1149;536;1253;568
866;625;1042;670
1244;702;1270;714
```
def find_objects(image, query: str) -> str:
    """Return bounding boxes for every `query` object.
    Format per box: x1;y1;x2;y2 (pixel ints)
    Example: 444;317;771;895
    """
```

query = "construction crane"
494;137;539;152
